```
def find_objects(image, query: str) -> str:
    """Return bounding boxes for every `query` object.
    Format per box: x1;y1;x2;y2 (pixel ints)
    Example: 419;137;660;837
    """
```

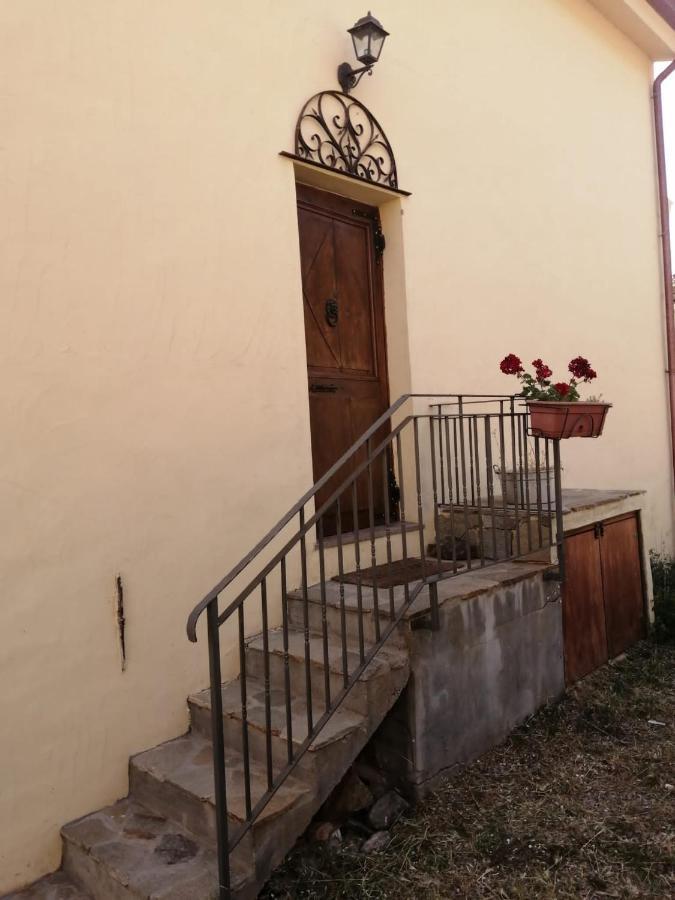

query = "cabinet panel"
601;515;645;658
563;528;608;684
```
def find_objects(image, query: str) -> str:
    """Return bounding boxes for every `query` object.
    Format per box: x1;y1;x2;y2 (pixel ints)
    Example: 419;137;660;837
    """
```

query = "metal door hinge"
594;522;605;539
352;208;386;260
388;466;401;514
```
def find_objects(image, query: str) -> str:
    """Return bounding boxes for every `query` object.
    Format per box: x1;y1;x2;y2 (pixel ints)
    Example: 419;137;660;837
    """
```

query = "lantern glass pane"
369;31;385;62
352;28;376;66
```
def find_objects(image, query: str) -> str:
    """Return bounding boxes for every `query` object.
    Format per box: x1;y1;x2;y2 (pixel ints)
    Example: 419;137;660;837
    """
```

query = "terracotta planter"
527;401;611;439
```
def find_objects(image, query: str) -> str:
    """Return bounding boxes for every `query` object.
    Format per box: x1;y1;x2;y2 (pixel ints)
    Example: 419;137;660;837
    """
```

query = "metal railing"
186;394;564;897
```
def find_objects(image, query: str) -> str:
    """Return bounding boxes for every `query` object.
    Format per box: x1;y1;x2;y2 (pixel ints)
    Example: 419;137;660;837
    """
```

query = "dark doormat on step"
333;557;459;588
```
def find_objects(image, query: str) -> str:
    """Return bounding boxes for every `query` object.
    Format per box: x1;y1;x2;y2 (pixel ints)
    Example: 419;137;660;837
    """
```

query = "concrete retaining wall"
373;571;564;797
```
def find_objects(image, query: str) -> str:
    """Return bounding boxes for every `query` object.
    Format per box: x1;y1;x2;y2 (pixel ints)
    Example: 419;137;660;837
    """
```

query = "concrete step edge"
188;677;367;752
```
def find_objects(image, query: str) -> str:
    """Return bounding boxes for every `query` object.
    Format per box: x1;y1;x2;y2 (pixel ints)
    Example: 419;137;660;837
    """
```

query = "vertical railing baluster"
207;598;230;900
395;433;410;606
468;412;476;507
522;414;532;552
413;417;426;577
298;508;313;734
437;404;446;505
510;398;522;556
498;402;510;556
367;437;381;642
382;451;396;619
534;436;543;549
472;416;485;566
280;558;293;765
429;415;442;574
260;578;273;791
336;497;349;689
444;415;458;569
545;439;553;549
484;415;498;559
458;397;472;570
516;408;525;510
428;414;442;628
553;440;565;580
317;518;332;712
238;605;251;819
452;417;460;508
351;482;365;662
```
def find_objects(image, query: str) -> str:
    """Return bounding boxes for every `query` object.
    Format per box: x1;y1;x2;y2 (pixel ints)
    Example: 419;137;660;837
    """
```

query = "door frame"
295;182;393;530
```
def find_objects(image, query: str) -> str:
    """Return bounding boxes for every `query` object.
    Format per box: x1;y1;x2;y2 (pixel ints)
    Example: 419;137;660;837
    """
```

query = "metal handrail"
186;393;515;641
185;393;561;899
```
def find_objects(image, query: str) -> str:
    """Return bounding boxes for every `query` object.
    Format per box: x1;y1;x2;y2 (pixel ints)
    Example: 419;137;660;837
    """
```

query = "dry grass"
263;642;675;899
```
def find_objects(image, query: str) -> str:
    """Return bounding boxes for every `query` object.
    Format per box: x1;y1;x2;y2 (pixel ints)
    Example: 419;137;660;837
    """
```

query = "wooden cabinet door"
600;515;645;658
563;527;608;684
296;184;390;533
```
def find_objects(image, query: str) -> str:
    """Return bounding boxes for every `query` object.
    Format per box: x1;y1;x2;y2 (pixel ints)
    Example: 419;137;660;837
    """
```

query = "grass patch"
651;552;675;644
263;642;675;899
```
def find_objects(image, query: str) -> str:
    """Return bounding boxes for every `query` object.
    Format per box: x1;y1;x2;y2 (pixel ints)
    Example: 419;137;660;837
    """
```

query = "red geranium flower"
554;382;571;397
568;356;596;381
500;354;524;375
532;358;552;381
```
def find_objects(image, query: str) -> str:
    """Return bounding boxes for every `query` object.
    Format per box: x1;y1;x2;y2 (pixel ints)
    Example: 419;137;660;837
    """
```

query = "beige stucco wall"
1;0;673;891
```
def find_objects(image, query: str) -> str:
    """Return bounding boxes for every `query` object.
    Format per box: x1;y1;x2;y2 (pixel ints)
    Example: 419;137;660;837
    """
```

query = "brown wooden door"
296;184;390;533
601;515;645;658
563;514;645;684
563;527;608;684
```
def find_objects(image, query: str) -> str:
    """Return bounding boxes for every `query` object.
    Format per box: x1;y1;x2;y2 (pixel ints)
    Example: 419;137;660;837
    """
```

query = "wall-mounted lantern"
337;11;389;94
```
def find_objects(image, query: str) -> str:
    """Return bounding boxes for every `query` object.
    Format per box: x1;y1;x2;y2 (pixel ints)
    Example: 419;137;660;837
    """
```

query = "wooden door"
563;527;608;684
601;515;645;658
296;184;390;532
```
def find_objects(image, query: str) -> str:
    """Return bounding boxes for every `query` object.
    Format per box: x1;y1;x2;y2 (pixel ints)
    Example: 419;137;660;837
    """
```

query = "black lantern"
337;12;389;94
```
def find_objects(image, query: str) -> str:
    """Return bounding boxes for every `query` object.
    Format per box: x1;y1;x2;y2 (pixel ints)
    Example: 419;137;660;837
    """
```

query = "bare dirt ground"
262;642;674;899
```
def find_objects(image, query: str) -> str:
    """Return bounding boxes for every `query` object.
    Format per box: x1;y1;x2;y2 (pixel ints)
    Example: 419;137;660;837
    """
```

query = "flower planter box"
527;401;611;440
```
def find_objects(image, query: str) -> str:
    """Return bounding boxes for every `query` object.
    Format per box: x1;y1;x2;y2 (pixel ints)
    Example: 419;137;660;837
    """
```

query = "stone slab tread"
61;796;251;898
131;732;312;827
189;674;366;750
246;626;407;678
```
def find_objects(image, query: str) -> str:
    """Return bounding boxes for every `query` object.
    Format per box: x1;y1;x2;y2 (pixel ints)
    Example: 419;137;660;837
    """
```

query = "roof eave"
588;0;675;58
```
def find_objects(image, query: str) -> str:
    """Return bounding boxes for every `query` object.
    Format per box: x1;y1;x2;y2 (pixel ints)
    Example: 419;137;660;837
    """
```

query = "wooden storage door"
563;513;645;685
601;515;645;658
563;527;608;684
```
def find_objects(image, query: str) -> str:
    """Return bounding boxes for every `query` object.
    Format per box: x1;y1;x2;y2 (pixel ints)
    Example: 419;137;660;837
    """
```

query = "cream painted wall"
1;0;673;891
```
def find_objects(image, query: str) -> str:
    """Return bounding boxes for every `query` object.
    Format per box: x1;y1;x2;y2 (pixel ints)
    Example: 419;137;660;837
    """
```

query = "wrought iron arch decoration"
295;90;398;190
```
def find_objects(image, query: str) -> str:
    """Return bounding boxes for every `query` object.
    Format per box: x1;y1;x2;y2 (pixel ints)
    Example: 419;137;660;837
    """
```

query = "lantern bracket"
337;62;373;95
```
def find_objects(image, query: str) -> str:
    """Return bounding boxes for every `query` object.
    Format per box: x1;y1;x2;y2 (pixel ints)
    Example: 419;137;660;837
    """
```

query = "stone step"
189;675;368;796
286;581;410;649
437;504;551;561
245;626;409;720
129;733;314;883
61;797;254;900
1;873;92;900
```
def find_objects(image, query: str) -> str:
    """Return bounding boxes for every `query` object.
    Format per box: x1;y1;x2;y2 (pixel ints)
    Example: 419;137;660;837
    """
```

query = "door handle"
309;384;338;393
325;299;338;327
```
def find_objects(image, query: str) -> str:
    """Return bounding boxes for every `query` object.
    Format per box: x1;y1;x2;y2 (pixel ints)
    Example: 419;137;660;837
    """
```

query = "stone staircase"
7;579;411;900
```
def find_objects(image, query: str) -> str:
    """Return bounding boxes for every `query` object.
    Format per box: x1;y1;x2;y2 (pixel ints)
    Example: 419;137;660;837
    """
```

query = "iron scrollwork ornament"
295;91;398;189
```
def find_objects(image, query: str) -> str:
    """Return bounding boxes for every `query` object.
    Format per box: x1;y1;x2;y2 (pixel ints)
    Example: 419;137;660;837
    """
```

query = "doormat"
333;557;459;588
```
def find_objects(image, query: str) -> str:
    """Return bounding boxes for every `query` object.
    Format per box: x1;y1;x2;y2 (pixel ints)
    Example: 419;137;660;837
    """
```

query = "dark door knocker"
325;298;339;327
